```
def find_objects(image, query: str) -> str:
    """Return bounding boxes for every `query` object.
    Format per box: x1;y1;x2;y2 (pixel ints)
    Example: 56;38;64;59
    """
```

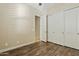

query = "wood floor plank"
0;41;79;56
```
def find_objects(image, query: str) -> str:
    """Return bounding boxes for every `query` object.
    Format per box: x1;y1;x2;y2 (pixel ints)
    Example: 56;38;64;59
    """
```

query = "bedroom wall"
0;3;41;51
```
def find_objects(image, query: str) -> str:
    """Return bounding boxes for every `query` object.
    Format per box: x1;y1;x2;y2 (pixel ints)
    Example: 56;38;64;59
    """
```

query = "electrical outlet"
5;43;8;47
17;41;20;44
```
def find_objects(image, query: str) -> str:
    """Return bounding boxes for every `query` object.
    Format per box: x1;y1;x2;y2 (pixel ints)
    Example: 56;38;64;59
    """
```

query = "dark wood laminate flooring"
0;41;79;56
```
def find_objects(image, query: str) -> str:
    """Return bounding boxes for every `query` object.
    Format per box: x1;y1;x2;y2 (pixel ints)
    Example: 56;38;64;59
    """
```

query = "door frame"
46;15;48;42
35;16;40;42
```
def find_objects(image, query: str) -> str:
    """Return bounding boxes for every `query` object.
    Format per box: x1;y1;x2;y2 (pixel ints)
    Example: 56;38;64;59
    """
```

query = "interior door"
35;16;40;42
48;12;64;45
40;15;46;42
76;8;79;49
54;12;64;45
64;8;77;49
48;14;57;43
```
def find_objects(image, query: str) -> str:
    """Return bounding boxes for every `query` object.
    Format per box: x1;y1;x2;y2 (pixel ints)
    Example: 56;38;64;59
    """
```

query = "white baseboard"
0;41;35;53
40;40;47;42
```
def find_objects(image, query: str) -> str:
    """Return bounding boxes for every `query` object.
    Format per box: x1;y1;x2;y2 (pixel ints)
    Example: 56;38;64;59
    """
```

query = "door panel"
65;33;78;48
40;16;46;42
48;12;64;45
55;32;64;45
50;32;64;44
77;33;79;49
64;9;77;33
76;8;79;49
48;32;56;43
64;8;77;48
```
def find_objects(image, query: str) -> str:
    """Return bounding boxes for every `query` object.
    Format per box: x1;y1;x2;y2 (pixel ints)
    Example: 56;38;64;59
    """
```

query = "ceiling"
28;3;55;11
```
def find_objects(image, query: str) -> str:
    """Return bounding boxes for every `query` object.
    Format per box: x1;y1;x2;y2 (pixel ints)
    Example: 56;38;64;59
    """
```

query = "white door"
40;15;46;42
48;31;56;43
48;14;56;43
76;8;79;49
54;12;64;45
64;8;77;49
55;32;64;45
48;12;64;45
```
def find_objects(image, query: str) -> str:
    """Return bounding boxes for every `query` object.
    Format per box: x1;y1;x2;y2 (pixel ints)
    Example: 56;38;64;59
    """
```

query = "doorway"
35;16;40;42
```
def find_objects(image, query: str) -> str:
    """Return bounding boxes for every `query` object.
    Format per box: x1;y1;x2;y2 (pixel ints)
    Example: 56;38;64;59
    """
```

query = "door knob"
62;32;64;34
52;32;55;33
77;33;79;35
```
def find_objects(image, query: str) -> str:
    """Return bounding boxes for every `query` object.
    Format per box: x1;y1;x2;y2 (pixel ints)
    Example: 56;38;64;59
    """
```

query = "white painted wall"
0;3;41;52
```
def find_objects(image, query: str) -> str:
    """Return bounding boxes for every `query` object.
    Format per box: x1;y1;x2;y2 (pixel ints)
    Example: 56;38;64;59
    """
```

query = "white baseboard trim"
40;40;47;42
0;41;35;53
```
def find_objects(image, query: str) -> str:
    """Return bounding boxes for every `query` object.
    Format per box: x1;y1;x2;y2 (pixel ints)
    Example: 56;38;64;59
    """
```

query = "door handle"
62;32;64;34
52;32;55;33
77;33;79;35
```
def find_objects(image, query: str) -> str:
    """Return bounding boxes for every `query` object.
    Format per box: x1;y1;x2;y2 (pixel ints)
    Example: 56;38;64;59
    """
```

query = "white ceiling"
27;3;44;11
28;3;55;11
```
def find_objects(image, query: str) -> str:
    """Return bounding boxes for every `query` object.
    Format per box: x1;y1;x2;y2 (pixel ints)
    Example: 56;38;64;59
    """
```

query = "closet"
48;7;79;49
64;8;78;49
48;12;64;45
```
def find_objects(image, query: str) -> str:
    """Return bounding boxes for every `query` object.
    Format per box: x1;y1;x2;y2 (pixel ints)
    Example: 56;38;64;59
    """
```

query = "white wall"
0;3;41;52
